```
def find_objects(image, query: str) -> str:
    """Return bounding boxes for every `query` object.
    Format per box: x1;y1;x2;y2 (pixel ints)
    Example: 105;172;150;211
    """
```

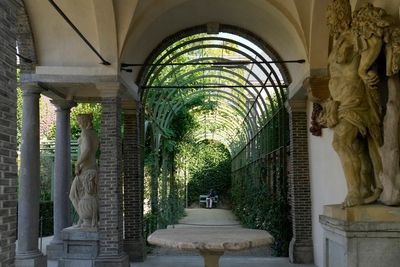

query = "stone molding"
285;98;307;113
21;83;44;96
304;76;330;103
51;99;77;111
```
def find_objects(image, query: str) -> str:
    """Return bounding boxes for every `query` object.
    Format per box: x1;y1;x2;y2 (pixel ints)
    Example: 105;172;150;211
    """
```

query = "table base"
199;250;224;267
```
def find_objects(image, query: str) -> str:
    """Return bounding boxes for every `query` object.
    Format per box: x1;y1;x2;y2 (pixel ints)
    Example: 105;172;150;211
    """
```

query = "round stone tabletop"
148;227;273;267
148;227;273;252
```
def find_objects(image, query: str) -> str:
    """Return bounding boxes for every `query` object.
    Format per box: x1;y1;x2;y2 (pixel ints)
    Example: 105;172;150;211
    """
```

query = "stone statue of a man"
324;0;391;207
69;114;99;228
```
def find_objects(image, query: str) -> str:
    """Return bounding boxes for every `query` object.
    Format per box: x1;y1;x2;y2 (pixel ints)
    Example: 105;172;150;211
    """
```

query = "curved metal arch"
162;93;251;142
153;67;270;122
152;83;253;129
152;76;264;130
143;43;285;139
144;42;284;107
145;36;280;91
153;57;273;114
152;57;274;110
160;89;254;139
137;24;291;87
193;108;243;133
193;133;234;155
196;116;240;141
190;106;247;146
162;91;253;143
139;29;286;159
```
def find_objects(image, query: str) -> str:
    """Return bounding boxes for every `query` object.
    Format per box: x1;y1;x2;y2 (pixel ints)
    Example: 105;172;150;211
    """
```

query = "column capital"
21;82;44;96
51;99;77;111
285;98;307;113
97;82;122;98
303;75;330;103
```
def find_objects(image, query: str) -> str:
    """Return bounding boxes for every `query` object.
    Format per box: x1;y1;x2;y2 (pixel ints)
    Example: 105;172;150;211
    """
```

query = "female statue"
69;114;99;227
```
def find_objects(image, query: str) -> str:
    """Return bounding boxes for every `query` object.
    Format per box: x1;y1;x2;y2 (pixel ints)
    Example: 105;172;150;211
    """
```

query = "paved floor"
46;208;316;267
133;256;315;267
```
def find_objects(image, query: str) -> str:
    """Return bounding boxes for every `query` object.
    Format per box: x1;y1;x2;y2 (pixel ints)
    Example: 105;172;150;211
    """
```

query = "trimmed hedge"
39;201;53;236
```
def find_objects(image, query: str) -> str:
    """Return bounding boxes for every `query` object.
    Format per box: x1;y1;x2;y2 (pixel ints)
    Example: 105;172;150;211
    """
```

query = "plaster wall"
307;102;347;267
23;0;100;66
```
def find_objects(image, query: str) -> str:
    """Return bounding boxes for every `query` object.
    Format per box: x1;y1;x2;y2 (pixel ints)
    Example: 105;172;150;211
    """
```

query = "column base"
46;240;63;260
320;204;400;267
289;238;314;264
15;250;47;267
94;253;130;267
124;239;146;262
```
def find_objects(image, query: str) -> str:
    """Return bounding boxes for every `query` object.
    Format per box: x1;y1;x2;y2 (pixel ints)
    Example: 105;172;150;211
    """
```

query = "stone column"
0;1;18;266
46;100;76;260
16;84;47;267
123;104;146;262
286;98;314;264
95;96;129;267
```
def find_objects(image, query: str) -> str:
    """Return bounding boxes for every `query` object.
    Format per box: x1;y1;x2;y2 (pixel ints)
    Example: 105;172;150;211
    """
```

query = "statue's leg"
353;138;374;198
332;122;363;207
362;136;384;204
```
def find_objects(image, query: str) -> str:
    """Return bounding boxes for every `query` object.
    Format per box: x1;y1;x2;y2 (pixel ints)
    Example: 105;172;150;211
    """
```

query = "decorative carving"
69;114;99;227
305;76;330;136
325;0;393;207
310;103;324;136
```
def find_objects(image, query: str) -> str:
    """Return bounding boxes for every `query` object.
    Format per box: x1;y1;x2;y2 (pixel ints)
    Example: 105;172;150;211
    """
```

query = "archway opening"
139;26;292;255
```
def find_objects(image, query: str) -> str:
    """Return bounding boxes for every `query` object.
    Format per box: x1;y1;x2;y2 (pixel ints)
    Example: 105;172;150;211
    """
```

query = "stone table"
147;227;274;267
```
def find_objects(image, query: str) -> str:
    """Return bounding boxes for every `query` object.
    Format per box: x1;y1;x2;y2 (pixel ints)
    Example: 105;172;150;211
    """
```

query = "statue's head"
327;0;352;38
351;3;392;39
77;114;94;130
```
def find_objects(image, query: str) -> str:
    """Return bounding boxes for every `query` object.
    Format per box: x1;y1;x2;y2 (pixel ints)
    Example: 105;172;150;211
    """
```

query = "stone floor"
133;256;315;267
45;208;316;267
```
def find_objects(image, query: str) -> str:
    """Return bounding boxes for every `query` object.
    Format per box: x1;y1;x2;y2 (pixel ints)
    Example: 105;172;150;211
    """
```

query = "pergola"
4;1;396;267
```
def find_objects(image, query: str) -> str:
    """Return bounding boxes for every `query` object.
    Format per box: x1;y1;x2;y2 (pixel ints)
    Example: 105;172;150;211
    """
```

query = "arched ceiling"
23;0;400;103
20;0;338;101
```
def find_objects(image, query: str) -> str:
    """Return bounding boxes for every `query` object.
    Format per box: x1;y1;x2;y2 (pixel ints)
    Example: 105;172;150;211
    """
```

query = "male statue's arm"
358;36;383;89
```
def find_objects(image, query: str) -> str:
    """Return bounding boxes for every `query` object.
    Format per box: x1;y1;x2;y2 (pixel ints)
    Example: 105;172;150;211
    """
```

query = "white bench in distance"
199;194;218;208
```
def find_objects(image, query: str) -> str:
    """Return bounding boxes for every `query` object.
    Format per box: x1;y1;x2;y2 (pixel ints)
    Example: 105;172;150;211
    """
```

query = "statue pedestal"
320;204;400;267
59;227;99;267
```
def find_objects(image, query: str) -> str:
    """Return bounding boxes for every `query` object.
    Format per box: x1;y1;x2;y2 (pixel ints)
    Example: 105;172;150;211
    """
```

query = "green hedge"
232;178;291;256
185;141;232;205
39;201;53;237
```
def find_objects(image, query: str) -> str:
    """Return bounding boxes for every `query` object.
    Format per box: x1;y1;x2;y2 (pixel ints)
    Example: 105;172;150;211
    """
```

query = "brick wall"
123;106;145;261
98;97;124;256
287;100;313;263
16;0;36;74
0;1;18;266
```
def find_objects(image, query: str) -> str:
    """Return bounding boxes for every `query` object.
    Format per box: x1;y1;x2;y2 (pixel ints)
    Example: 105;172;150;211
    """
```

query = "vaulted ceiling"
20;0;397;101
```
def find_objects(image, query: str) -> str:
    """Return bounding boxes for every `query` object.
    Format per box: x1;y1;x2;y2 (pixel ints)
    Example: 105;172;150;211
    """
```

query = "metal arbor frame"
134;26;293;230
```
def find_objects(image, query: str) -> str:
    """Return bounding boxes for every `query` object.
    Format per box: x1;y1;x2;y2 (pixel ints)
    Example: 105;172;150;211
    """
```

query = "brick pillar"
286;99;314;264
123;104;145;262
95;97;129;267
0;1;18;266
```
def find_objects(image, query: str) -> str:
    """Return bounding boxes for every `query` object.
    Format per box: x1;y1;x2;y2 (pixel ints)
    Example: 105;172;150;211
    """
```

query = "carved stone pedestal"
59;227;99;267
320;204;400;267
